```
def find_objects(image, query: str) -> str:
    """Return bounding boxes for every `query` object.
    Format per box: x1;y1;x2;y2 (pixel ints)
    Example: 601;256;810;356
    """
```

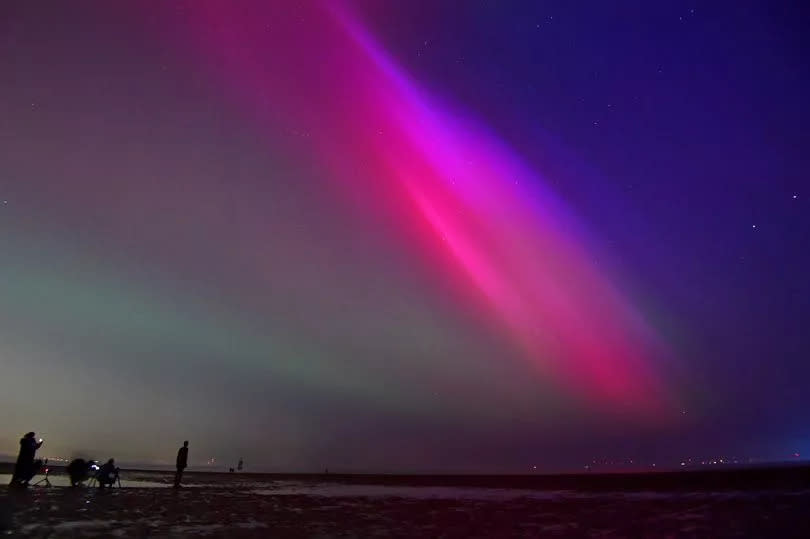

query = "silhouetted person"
237;457;243;472
10;432;43;486
96;458;119;488
67;458;96;487
174;441;188;488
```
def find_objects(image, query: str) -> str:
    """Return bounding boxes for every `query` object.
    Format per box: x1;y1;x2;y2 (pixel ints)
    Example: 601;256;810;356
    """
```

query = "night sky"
1;1;808;472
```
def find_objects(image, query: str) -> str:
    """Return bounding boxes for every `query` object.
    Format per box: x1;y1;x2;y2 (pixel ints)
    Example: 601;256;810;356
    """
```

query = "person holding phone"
9;432;43;486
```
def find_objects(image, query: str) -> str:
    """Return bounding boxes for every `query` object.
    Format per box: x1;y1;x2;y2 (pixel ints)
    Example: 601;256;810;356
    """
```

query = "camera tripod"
32;460;52;487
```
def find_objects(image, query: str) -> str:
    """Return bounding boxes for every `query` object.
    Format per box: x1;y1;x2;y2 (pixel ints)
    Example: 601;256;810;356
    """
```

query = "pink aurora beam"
168;0;673;416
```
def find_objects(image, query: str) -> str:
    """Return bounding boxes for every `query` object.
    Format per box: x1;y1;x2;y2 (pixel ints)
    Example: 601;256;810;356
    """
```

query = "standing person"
10;432;43;486
174;441;189;488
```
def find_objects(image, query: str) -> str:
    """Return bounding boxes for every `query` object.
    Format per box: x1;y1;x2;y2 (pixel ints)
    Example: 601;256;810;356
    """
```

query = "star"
752;224;757;229
792;194;798;199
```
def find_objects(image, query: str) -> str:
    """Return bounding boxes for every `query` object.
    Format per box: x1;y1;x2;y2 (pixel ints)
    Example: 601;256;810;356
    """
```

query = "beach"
2;467;809;537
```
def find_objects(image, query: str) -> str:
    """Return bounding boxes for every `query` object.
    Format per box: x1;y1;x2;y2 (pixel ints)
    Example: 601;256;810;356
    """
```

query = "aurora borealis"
1;1;808;471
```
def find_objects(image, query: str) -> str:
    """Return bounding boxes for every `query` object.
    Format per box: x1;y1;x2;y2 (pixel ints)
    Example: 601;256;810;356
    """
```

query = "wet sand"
2;467;809;537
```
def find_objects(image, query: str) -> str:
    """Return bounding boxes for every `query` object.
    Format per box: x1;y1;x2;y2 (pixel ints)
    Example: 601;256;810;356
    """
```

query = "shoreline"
2;462;808;492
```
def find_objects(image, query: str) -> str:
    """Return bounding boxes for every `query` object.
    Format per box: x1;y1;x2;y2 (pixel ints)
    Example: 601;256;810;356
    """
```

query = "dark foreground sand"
2;468;809;537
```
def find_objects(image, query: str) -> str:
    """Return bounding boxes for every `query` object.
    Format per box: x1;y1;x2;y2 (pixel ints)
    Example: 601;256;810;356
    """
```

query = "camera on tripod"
31;459;50;487
67;458;98;487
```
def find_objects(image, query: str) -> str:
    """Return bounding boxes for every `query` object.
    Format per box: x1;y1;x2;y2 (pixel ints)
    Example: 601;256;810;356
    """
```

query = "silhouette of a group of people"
9;431;190;489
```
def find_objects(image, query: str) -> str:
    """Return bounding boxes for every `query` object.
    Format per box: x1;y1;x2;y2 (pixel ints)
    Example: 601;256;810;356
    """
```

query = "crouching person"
96;458;119;488
67;458;97;487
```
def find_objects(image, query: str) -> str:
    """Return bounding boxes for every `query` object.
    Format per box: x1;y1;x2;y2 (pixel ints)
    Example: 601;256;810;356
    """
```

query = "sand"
2;469;809;537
